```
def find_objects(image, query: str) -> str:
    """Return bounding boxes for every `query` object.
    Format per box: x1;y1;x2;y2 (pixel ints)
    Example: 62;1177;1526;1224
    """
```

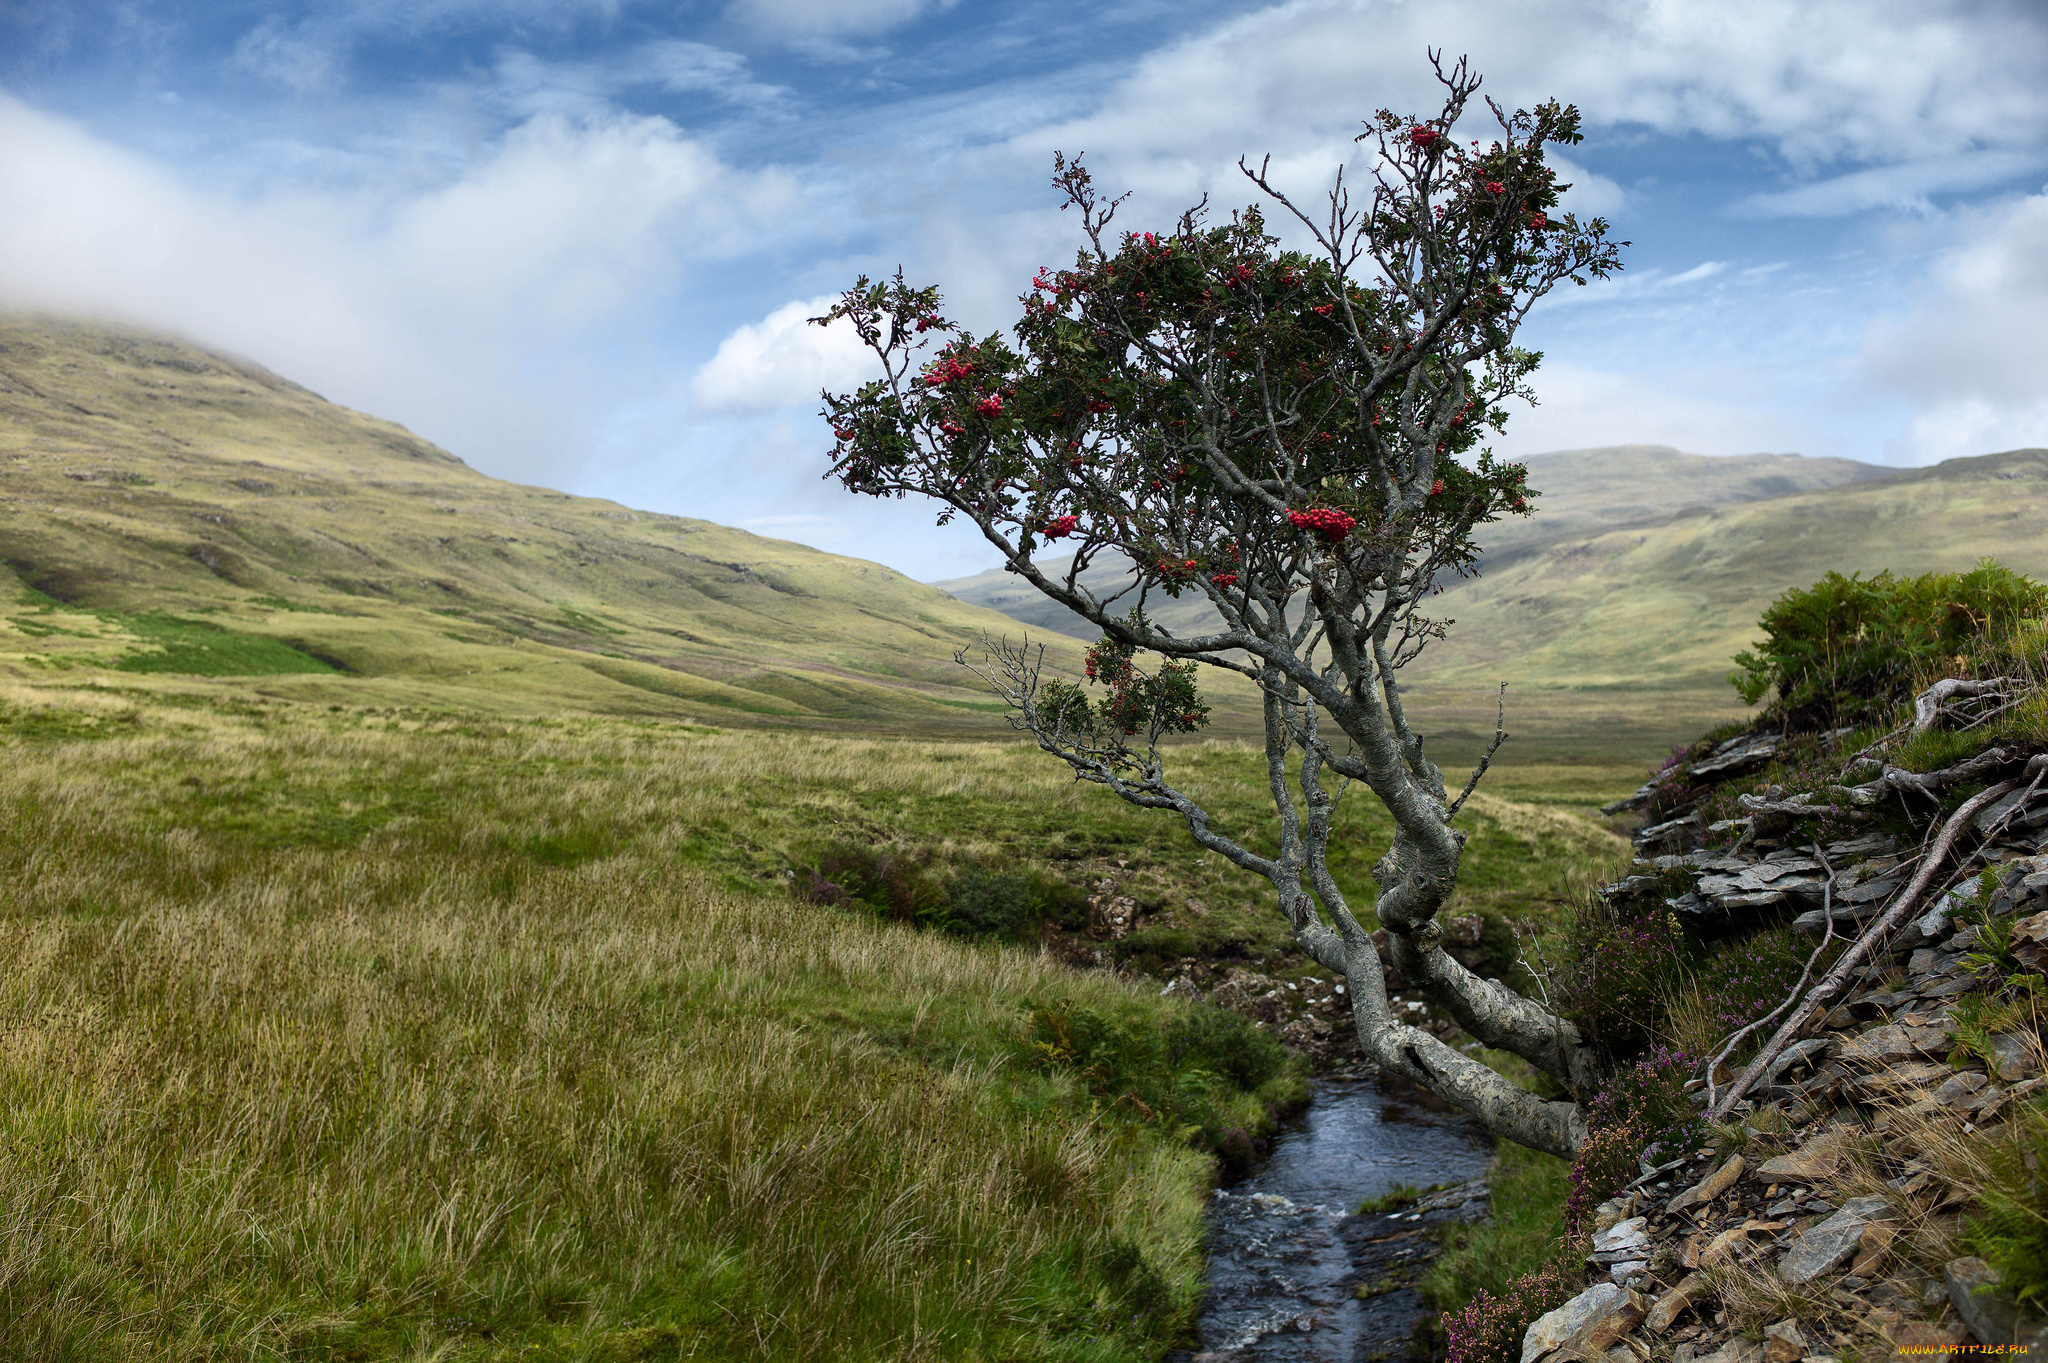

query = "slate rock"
1779;1195;1895;1284
1644;1273;1709;1333
1935;1070;1993;1109
1947;1255;2025;1345
1756;1131;1854;1185
1520;1283;1646;1363
1986;1031;2042;1081
1763;1318;1807;1363
1669;1155;1745;1214
1691;1340;1765;1363
1837;1026;1918;1064
1589;1216;1651;1265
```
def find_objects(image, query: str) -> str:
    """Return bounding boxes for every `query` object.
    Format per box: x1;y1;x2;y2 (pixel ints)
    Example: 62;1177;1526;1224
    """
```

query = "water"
1178;1073;1495;1362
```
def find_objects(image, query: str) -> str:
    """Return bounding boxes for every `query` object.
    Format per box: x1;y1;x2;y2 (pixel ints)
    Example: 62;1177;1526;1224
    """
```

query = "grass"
0;312;1121;733
1423;1139;1573;1309
0;670;1646;1361
0;692;1307;1361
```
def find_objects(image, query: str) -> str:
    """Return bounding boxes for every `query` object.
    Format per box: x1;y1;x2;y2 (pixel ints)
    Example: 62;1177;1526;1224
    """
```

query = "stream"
1174;1070;1496;1362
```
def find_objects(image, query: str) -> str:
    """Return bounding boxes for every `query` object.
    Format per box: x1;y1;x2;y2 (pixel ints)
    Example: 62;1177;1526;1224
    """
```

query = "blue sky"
4;0;2046;580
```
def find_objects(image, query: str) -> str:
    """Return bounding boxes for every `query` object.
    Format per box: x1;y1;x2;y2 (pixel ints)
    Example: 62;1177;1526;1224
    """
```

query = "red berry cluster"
921;355;976;388
1287;508;1357;544
975;394;1004;417
1043;514;1079;539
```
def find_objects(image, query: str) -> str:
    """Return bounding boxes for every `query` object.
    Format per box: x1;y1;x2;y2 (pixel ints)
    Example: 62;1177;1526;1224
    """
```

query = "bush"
1665;928;1820;1062
1442;1258;1583;1363
799;843;1086;942
1550;896;1693;1058
1564;1046;1702;1234
944;866;1037;939
1729;560;2048;729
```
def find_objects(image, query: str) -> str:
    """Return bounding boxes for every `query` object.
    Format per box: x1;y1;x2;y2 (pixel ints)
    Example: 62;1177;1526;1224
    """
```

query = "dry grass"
0;703;1280;1362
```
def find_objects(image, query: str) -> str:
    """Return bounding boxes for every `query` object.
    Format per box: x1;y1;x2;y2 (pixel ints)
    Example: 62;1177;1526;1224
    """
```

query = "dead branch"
1704;848;1837;1113
1913;676;2021;734
1712;777;2020;1120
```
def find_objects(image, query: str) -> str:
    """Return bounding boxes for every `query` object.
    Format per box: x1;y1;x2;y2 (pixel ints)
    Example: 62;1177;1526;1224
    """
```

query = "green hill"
935;445;2048;757
0;313;1088;729
932;445;1891;643
1416;447;2048;690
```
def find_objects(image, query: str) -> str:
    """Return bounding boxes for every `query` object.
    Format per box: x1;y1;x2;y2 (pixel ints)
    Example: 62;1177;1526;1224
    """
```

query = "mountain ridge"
0;312;1089;728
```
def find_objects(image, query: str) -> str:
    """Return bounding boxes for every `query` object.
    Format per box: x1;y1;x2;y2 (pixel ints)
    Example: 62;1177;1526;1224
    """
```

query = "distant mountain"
1417;447;2048;691
0;314;1084;727
932;444;1895;643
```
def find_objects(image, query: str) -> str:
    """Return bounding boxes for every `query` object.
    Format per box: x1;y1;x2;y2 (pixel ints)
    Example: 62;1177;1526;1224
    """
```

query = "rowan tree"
817;57;1624;1156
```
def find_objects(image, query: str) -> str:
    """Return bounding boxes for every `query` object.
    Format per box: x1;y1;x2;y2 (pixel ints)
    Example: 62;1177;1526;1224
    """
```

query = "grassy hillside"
0;313;1094;730
930;445;1887;643
1417;446;2048;690
935;445;2048;760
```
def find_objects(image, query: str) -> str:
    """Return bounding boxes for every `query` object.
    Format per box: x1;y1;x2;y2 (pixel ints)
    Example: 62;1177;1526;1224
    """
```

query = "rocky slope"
1524;689;2048;1362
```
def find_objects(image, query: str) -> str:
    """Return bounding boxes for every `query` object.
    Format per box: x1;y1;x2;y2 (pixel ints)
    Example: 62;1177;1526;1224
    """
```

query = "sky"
3;0;2046;582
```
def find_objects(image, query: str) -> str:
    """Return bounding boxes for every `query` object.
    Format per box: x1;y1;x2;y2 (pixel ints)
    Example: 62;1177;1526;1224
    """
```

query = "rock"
1690;733;1780;777
1837;1026;1921;1064
1700;1220;1783;1268
1986;1031;2042;1081
1851;1060;1952;1093
1763;1318;1807;1363
1756;1131;1855;1185
1947;1256;2024;1345
1886;1321;1965;1356
1851;1221;1897;1276
1669;1155;1746;1214
1589;1216;1652;1265
2013;910;2048;971
1779;1196;1896;1284
1592;1195;1638;1233
1692;1340;1765;1363
1838;873;1904;905
1644;1273;1708;1333
1936;1070;1993;1109
1520;1283;1646;1363
1442;913;1484;946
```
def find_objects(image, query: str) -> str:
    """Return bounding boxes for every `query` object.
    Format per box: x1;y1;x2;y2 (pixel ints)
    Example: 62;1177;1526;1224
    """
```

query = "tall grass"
0;703;1285;1361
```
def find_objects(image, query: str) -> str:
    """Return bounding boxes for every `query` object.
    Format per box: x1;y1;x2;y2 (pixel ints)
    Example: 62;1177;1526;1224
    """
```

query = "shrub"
800;841;948;924
1442;1257;1583;1363
943;866;1037;939
1665;928;1820;1062
1550;896;1693;1058
1565;1046;1703;1234
1729;560;2048;729
799;844;1085;942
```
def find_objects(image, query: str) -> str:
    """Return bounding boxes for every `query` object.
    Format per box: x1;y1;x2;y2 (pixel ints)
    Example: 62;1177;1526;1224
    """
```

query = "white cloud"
1864;189;2048;461
690;298;879;415
1737;150;2048;218
1016;0;2048;205
1488;361;1847;462
487;40;789;121
231;16;343;93
0;93;804;482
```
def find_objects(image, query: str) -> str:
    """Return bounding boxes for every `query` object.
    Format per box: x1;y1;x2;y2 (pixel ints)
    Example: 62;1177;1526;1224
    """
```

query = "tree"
816;56;1624;1157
